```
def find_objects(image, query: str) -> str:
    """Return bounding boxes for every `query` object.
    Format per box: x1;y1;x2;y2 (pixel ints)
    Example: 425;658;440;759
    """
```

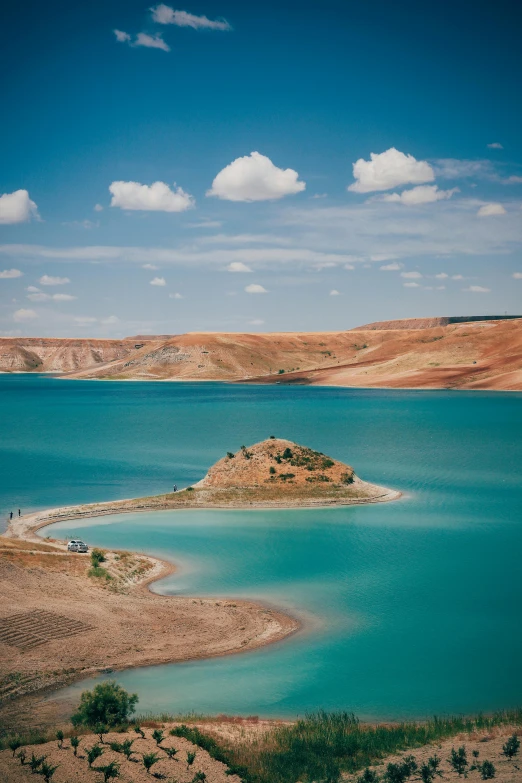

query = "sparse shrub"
70;736;80;756
109;741;123;753
91;548;106;567
448;746;468;776
269;466;276;475
186;486;194;492
40;760;59;782
187;751;196;769
122;739;134;759
134;725;145;738
278;369;285;374
17;749;27;765
402;756;418;776
29;752;45;772
88;565;113;580
86;744;104;768
71;681;138;732
279;473;295;481
192;772;206;782
420;755;443;783
502;733;520;759
321;458;335;469
100;760;120;782
358;768;378;783
56;730;64;748
152;729;164;746
9;738;21;756
269;435;275;439
165;747;178;759
275;455;281;464
479;760;496;779
282;448;293;459
384;760;413;783
142;751;160;773
226;452;234;459
341;472;354;484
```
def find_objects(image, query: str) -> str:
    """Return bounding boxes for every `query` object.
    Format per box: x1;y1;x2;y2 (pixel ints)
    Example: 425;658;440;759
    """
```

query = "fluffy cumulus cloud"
169;292;183;299
94;203;103;212
435;272;448;279
245;283;267;293
151;5;231;30
403;282;420;288
13;308;37;322
114;29;131;42
380;185;459;206
150;276;166;286
0;268;23;278
207;152;306;202
0;190;39;224
39;275;70;285
487;142;503;149
227;261;252;272
143;263;159;270
329;289;341;296
109;181;194;212
380;262;402;271
513;272;522;279
135;32;170;51
348;148;434;193
401;271;422;279
477;203;506;217
464;285;490;292
27;292;77;302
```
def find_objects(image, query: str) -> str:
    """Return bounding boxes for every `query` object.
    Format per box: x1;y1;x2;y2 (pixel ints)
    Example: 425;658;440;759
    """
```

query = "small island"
10;438;400;541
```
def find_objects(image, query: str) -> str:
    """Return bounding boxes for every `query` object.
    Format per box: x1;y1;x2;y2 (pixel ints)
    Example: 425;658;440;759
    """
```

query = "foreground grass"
2;709;521;783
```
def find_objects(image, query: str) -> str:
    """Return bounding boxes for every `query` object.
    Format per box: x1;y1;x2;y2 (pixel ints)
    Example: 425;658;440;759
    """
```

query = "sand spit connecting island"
0;438;400;729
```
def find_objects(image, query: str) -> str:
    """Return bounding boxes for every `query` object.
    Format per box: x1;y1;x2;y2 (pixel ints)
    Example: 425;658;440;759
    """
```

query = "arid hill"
1;316;521;389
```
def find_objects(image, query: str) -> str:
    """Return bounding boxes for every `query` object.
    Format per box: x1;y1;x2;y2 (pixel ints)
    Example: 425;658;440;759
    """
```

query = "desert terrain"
1;316;521;390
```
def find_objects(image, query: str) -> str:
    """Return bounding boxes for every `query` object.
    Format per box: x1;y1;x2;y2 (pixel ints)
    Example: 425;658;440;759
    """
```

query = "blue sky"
1;0;521;337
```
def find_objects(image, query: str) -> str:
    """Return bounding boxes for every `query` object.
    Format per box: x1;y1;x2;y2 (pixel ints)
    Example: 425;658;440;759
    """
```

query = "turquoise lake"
1;374;521;719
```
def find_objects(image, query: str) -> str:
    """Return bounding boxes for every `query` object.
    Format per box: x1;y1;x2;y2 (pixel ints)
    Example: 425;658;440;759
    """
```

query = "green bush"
56;730;64;748
448;747;468;776
152;728;164;746
71;681;138;732
269;466;276;475
502;734;520;759
17;749;26;765
8;738;21;756
91;548;106;567
100;760;120;782
282;448;293;459
187;750;196;769
479;760;496;780
142;751;159;773
29;753;45;773
40;760;59;782
70;736;80;756
86;744;104;768
226;452;235;459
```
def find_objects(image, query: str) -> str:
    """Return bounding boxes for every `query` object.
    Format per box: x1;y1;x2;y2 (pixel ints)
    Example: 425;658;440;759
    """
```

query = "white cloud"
487;142;503;149
401;271;422;279
435;285;446;290
74;316;97;324
207;152;305;202
503;175;522;184
169;292;183;299
433;159;493;180
13;308;37;322
0;268;23;278
187;220;222;229
109;181;194;212
329;289;341;296
314;261;337;270
52;293;76;301
464;285;490;292
513;272;522;279
380;185;459;206
403;282;420;288
150;276;166;286
0;190;39;224
451;274;464;280
248;318;264;325
344;264;355;270
114;29;131;42
380;262;402;271
477;203;506;217
245;283;267;294
150;5;231;30
40;275;70;285
227;261;252;272
102;315;119;324
94;203;103;212
135;32;170;51
435;272;448;279
143;263;159;270
26;286;40;292
348;148;434;193
27;292;77;302
27;292;49;301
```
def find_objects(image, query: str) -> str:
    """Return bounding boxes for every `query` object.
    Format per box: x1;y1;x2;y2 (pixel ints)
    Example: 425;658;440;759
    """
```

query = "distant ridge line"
353;315;522;331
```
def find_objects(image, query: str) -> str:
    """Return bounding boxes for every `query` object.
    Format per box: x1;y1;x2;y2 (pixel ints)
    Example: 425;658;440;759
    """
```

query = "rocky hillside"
198;438;355;489
1;317;521;389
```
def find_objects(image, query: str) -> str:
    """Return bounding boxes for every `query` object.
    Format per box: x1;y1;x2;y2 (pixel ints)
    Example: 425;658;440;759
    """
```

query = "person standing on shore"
18;509;21;517
9;511;13;520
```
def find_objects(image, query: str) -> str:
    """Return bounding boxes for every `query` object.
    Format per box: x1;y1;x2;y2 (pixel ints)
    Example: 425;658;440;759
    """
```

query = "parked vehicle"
67;539;88;553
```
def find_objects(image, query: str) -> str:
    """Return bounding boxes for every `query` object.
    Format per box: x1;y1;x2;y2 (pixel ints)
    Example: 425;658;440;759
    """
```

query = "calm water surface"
1;374;521;719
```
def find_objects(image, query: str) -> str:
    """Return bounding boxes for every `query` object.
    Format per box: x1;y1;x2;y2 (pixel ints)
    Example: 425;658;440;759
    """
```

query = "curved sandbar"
0;438;399;721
